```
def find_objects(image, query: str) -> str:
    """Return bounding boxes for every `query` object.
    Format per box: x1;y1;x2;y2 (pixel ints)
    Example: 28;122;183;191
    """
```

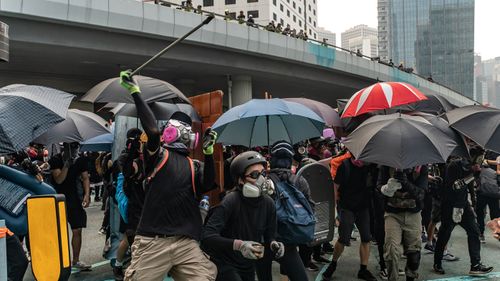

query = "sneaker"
322;243;334;254
322;263;337;281
479;234;486;244
433;264;445;275
379;268;388;280
306;262;319;272
313;255;331;264
98;227;106;235
469;263;493;276
421;232;428;243
358;269;377;281
72;261;91;271
113;266;124;281
443;252;460;262
424;243;435;253
398;269;405;276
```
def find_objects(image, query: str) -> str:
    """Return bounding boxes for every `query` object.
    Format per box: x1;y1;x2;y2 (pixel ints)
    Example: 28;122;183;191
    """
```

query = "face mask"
351;159;364;167
242;175;266;198
162;119;199;149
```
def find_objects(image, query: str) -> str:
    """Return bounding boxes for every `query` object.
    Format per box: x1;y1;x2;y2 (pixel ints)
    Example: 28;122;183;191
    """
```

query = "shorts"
431;198;441;223
67;203;87;229
337;208;371;246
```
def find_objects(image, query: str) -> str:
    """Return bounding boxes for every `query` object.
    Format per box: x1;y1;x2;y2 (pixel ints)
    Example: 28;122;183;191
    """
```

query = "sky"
317;0;500;61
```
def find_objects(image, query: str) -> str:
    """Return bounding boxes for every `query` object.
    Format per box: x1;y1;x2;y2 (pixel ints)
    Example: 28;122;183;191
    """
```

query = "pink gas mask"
162;119;199;149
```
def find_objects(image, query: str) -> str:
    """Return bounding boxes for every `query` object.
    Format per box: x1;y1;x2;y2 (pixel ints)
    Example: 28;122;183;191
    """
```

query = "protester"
49;142;91;270
256;140;312;281
120;70;218;280
246;15;255;27
476;150;500;242
378;165;428;281
266;21;276;32
4;229;28;281
433;157;493;276
322;156;377;281
237;11;245;24
201;151;283;281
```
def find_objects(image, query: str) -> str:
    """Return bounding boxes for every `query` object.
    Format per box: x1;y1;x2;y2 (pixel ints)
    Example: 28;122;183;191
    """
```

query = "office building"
341;24;378;57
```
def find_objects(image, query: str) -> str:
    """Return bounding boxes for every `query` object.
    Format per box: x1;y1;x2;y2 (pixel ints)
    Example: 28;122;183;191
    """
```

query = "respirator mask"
242;170;275;198
162;119;199;149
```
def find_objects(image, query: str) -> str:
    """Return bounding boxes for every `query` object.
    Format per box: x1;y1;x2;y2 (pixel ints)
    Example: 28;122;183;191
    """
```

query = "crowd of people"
2;71;499;281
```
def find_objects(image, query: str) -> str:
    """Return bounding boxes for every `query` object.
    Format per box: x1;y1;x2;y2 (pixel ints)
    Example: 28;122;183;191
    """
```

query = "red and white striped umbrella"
341;82;428;118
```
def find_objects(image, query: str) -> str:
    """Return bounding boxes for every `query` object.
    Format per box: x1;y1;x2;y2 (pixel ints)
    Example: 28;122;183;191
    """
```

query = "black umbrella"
33;109;111;145
409;112;469;158
446;105;500;153
344;114;457;169
395;93;457;115
0;84;74;155
110;102;201;122
80;76;191;104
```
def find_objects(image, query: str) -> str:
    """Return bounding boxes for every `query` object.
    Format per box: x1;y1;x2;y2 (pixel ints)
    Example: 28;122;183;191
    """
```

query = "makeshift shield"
296;162;335;246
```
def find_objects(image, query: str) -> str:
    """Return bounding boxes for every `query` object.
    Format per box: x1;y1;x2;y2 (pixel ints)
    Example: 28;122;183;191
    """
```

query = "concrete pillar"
231;75;252;107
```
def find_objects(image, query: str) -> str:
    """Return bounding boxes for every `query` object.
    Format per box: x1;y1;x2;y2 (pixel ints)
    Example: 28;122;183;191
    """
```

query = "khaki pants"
384;212;422;281
124;235;217;281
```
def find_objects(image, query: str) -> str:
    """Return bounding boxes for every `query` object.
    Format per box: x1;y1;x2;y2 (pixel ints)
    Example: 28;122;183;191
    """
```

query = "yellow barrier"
27;195;71;281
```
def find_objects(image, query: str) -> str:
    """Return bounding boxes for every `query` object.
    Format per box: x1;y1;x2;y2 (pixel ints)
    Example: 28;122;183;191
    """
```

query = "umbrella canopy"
111;102;201;122
403;93;457;115
80;133;114;152
80;76;191;104
408;112;469;158
284;98;342;127
341;82;428;118
212;99;325;147
344;114;457;169
33;109;111;145
0;85;74;155
446;105;500;153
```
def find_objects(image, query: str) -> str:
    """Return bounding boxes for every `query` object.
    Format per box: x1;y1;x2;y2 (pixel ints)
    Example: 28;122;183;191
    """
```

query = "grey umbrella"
393;93;457;115
0;84;74;154
446;105;500;153
344;114;457;169
80;75;191;104
408;112;469;158
110;102;201;122
284;98;342;127
33;109;111;145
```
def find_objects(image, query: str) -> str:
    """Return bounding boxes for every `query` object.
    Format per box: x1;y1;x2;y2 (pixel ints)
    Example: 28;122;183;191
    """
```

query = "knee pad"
406;251;421;271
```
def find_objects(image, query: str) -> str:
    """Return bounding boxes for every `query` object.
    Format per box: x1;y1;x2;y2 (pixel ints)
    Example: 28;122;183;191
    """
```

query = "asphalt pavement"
23;200;500;281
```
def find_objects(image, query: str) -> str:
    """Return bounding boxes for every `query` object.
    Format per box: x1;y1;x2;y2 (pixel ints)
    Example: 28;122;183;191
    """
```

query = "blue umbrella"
212;99;325;147
80;133;114;152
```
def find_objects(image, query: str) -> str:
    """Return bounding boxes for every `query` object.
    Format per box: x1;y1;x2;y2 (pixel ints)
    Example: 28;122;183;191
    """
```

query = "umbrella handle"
130;15;214;76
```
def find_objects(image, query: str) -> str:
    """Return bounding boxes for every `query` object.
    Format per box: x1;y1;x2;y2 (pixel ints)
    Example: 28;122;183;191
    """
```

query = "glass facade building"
378;0;474;98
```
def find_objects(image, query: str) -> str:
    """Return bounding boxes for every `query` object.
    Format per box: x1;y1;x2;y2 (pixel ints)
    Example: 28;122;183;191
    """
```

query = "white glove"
452;208;464;223
381;178;402;197
271;241;285;259
233;240;264;260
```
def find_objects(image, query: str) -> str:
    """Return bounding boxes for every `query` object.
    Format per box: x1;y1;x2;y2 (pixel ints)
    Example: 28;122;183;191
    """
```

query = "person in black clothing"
433;157;493;276
49;142;91;271
255;140;311;281
477;150;500;242
113;128;146;280
202;151;284;281
120;70;218;281
322;157;377;281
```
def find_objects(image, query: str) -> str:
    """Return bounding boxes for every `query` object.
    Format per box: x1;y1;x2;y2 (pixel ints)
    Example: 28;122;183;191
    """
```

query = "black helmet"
230;151;267;180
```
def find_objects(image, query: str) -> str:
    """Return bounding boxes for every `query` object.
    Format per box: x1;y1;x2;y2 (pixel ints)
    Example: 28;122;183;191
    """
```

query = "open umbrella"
344;114;457;169
400;93;457;115
80;133;114;152
408;112;469;158
80;76;191;104
446;105;500;153
341;82;428;118
212;99;325;147
284;98;342;127
0;84;74;155
111;102;201;122
33;109;111;145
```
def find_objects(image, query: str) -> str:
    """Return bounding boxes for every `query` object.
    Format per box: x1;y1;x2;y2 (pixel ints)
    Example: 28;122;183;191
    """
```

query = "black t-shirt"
49;154;88;207
334;159;371;211
201;190;276;270
137;148;215;239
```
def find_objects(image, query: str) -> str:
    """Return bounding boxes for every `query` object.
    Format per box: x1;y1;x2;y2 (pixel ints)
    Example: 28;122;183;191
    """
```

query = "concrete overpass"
0;0;475;108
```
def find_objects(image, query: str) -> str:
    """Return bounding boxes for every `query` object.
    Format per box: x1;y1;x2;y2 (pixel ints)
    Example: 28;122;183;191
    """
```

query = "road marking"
427;272;500;280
